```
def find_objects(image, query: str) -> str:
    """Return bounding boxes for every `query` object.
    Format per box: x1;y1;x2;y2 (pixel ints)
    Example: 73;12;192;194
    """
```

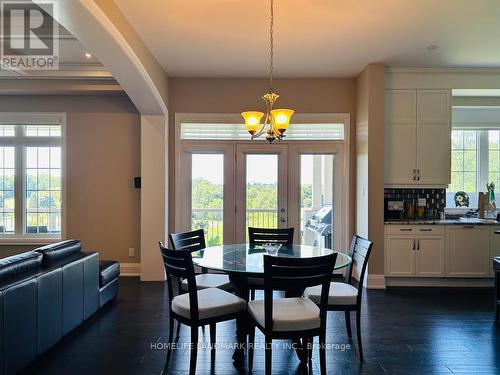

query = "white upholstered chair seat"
304;282;358;305
181;273;232;291
172;287;246;320
247;297;320;331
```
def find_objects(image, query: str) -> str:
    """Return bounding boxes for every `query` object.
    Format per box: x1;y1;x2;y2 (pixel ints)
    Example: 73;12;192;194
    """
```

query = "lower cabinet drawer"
385;225;445;236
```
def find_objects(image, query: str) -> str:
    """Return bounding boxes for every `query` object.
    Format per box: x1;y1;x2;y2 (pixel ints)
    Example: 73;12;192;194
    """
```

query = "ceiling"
0;13;111;80
114;0;500;78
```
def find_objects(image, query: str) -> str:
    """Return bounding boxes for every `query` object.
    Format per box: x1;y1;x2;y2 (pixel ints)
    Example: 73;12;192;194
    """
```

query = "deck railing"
191;207;313;246
191;208;277;246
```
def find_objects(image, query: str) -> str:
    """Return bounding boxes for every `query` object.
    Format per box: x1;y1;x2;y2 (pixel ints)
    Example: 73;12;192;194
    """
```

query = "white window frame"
0;113;66;244
174;113;352;252
448;128;500;208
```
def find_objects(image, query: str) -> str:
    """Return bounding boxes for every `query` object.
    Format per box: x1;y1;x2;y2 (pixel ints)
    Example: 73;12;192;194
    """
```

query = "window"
447;129;500;207
179;114;345;141
0;115;64;238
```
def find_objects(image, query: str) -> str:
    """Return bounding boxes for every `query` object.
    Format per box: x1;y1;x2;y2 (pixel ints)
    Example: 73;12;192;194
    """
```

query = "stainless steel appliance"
304;205;332;248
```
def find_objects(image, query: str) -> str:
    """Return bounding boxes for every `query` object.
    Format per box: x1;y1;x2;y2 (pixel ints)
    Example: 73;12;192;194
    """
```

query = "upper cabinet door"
416;90;451;186
384;90;417;185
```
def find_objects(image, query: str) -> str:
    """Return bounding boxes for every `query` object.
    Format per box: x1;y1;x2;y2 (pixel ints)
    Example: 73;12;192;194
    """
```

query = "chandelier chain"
269;0;274;91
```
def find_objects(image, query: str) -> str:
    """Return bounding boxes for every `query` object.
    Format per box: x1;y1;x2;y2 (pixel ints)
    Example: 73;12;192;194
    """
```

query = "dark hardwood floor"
22;278;499;374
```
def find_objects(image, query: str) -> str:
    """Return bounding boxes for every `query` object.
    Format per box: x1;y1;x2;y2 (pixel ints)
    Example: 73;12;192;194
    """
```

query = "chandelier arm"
252;112;270;138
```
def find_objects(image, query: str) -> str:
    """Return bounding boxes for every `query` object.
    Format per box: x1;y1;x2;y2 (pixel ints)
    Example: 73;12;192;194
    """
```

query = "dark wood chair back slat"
263;253;338;332
169;229;207;252
248;227;294;245
344;235;374;302
159;242;199;321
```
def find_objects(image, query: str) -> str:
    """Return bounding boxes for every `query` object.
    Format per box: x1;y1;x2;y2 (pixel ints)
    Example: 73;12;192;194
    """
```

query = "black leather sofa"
0;240;119;374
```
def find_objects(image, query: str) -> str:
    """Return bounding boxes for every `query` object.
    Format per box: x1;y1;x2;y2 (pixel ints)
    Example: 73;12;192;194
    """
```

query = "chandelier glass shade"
241;0;294;143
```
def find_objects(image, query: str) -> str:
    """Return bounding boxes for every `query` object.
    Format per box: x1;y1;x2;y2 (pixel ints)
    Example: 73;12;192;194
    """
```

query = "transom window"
0;115;64;239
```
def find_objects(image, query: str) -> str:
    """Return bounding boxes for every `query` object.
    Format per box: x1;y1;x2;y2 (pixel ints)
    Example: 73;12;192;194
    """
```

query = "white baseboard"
367;274;386;289
120;262;141;277
385;277;494;287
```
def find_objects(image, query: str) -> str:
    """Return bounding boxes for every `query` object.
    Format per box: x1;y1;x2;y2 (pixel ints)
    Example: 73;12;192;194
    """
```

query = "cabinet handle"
417;169;420;181
419;228;432;232
417;239;420;250
400;228;412;232
412;239;416;250
413;169;416;181
463;225;474;229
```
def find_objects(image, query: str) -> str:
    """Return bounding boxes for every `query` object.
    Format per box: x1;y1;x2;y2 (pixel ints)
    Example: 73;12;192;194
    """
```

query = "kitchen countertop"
384;219;500;225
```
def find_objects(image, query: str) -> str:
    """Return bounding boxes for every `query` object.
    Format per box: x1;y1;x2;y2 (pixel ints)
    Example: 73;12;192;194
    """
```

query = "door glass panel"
246;154;278;239
191;154;223;246
300;154;334;248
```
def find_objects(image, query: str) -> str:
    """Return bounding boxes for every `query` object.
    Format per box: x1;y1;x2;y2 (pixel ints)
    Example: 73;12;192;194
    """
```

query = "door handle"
280;217;287;223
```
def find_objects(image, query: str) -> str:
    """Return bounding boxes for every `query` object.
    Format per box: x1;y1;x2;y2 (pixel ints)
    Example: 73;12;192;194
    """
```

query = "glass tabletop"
192;243;352;276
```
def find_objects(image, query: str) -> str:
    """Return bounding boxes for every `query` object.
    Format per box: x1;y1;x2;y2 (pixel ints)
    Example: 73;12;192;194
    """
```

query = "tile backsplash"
384;188;446;220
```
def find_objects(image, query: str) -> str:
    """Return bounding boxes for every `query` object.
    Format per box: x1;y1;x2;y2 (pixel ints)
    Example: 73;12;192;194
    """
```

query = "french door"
176;141;343;250
234;144;288;243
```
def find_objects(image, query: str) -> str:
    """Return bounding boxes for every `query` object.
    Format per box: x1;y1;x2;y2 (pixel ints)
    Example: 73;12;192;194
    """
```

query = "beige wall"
168;78;357;243
356;64;385;276
0;95;141;263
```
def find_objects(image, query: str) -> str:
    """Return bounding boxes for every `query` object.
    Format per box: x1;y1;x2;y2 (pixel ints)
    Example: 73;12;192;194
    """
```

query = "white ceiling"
0;17;111;79
114;0;500;78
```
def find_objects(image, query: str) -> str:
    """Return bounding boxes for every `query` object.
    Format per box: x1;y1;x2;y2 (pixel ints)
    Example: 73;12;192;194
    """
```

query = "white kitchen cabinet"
384;89;451;186
417;90;451;185
446;225;490;277
385;236;415;276
415;236;446;277
385;90;417;185
490;226;500;277
385;232;445;277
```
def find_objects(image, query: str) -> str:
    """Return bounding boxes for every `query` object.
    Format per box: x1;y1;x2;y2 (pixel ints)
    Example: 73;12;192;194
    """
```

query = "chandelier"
241;0;294;143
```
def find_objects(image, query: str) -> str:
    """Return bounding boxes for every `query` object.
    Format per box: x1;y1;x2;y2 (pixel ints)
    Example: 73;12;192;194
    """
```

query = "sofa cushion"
99;261;120;288
494;257;500;271
0;252;42;283
35;240;81;266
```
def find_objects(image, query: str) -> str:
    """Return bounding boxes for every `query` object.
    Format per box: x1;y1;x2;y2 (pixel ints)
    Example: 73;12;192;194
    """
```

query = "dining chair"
247;252;338;375
303;235;374;360
248;227;294;300
158;242;246;375
248;227;294;246
169;229;232;292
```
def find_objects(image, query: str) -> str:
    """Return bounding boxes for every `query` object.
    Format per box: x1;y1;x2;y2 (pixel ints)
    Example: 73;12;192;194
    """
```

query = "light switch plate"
418;198;426;207
128;248;135;257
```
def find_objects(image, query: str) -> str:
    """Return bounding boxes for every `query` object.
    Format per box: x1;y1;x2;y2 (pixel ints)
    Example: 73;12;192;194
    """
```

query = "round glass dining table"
192;243;352;277
191;243;352;366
